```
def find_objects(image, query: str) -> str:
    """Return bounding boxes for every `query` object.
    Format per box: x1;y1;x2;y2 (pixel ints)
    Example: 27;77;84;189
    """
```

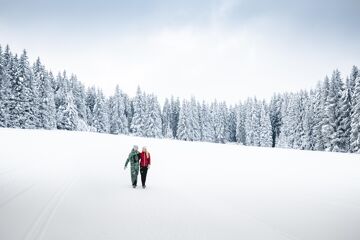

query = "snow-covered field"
1;128;360;240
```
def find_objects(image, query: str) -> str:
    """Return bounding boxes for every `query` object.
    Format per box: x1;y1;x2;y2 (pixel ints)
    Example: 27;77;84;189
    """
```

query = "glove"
148;165;151;169
124;166;127;170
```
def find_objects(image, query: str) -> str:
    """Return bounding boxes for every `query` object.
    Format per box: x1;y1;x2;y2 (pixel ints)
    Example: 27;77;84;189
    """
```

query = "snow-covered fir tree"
92;89;109;133
163;121;174;139
7;52;18;127
312;81;325;151
108;85;129;135
130;86;145;136
29;59;41;128
143;94;162;138
70;75;87;120
226;106;237;142
211;101;224;143
162;98;173;138
31;58;43;128
349;66;359;101
189;97;201;141
235;103;246;145
9;50;35;129
122;93;132;130
251;99;262;147
322;70;345;152
170;96;180;138
56;92;79;131
54;71;69;112
176;99;192;141
293;91;307;150
199;101;215;142
277;93;293;148
85;86;97;130
269;94;282;147
0;46;13;128
303;90;316;150
350;74;360;153
32;58;56;129
338;81;351;152
244;98;254;146
108;96;119;134
259;101;272;147
175;98;199;141
0;45;7;127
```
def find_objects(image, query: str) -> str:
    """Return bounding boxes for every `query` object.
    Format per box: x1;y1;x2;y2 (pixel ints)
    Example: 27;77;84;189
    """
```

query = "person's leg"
131;166;137;187
143;167;148;187
140;167;145;186
134;167;139;187
133;176;137;186
131;171;135;186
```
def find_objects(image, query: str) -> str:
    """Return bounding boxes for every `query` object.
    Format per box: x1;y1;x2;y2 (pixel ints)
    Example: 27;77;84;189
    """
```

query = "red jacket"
140;152;151;167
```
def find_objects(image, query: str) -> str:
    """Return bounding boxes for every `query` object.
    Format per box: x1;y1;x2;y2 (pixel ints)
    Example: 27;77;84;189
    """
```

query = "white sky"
1;0;359;103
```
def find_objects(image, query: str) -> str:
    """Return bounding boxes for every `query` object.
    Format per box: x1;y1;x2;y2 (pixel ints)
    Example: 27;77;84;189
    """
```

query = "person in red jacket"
139;146;151;188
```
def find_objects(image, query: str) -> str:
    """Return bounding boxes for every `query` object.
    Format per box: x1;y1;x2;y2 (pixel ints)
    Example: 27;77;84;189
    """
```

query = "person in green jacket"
124;145;141;188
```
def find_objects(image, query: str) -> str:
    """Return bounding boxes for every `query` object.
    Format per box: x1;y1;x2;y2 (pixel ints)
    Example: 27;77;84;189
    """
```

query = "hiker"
124;145;141;188
139;146;151;189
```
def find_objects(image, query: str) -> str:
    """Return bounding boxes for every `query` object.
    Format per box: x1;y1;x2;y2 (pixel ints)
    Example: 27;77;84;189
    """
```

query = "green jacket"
125;150;140;168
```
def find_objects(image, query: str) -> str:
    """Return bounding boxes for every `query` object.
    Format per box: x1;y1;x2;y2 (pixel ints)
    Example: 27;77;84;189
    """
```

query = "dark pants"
130;165;139;187
140;166;148;186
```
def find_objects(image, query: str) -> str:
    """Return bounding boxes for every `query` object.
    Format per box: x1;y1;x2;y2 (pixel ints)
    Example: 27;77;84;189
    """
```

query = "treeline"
0;44;359;153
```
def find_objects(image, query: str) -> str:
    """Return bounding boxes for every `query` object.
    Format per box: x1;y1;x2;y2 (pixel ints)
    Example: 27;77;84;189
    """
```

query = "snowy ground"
0;128;360;240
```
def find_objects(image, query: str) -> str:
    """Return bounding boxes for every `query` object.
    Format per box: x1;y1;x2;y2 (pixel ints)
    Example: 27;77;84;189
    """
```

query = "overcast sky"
1;0;359;103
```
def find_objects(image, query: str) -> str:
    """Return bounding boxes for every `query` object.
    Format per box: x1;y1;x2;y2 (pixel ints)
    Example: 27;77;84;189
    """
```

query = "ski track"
0;183;36;208
23;178;76;240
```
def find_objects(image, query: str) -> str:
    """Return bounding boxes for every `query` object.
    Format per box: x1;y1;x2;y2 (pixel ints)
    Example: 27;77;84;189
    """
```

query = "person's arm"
148;153;151;167
124;153;131;169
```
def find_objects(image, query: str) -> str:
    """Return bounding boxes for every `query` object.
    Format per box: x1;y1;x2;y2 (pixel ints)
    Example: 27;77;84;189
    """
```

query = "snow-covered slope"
0;128;360;240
